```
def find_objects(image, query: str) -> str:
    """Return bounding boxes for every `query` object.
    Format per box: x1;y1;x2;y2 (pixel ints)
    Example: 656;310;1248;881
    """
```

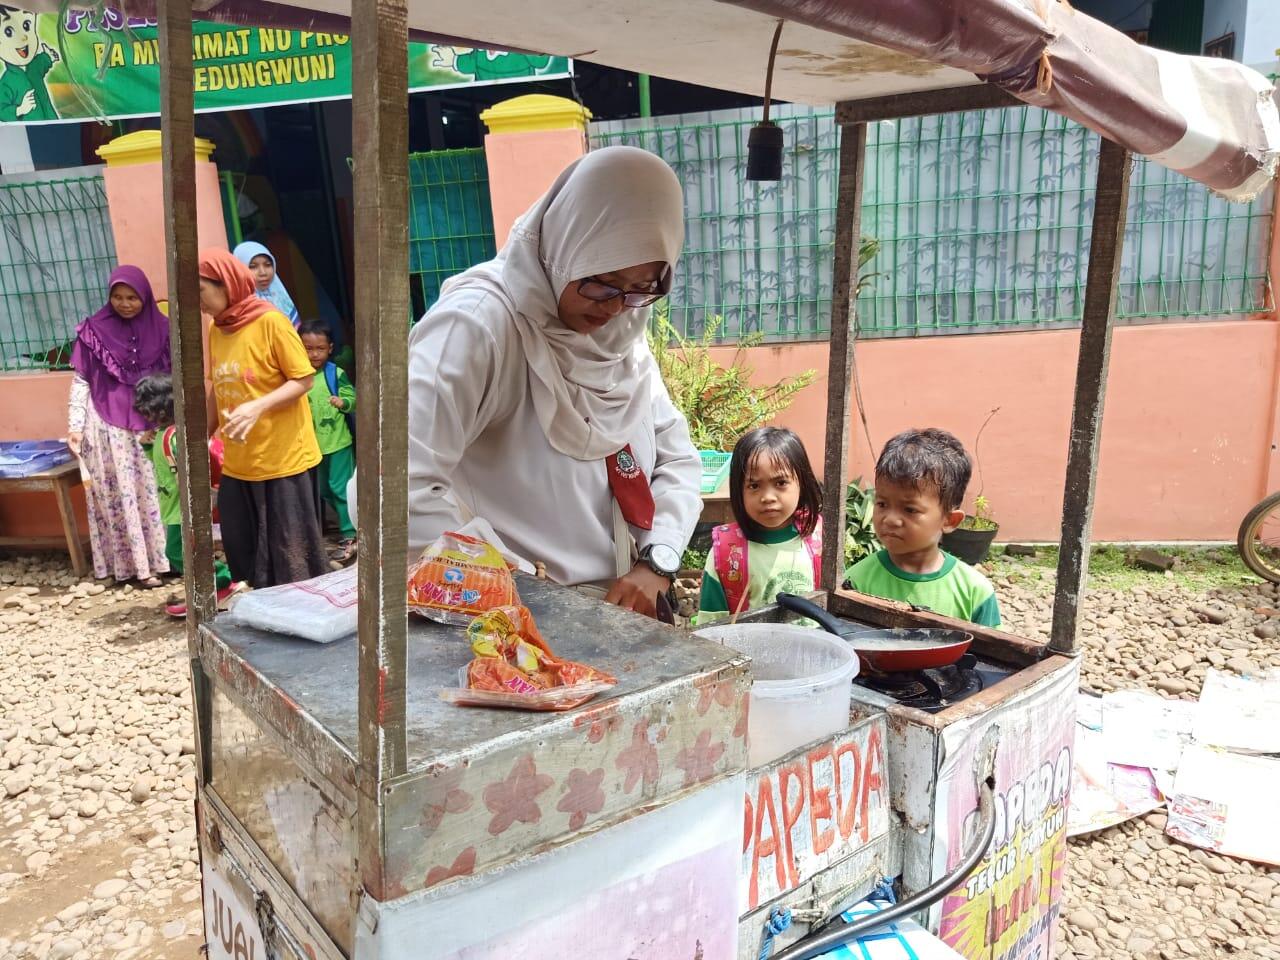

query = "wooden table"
0;460;89;576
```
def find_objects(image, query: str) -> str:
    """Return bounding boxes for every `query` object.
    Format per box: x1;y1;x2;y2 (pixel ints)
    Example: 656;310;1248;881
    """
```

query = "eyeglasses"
576;272;668;308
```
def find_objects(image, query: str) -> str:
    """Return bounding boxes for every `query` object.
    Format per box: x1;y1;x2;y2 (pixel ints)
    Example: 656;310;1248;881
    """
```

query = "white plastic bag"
223;564;358;644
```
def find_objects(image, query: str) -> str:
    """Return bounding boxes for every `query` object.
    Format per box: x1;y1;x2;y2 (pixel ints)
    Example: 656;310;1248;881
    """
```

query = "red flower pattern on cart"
676;729;725;787
483;754;553;836
615;718;661;794
425;846;476;888
557;766;606;830
418;769;474;837
733;692;750;740
695;678;737;717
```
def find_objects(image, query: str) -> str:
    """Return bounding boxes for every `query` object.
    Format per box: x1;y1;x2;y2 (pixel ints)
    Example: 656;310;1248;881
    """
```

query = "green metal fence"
592;105;1274;340
408;148;496;320
0;174;118;370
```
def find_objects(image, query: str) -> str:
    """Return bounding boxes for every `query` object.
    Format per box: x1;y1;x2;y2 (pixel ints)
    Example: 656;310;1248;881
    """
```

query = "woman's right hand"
68;432;83;457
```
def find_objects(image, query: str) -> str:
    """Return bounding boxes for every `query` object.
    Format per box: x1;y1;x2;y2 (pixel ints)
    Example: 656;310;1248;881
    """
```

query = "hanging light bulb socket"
746;19;786;183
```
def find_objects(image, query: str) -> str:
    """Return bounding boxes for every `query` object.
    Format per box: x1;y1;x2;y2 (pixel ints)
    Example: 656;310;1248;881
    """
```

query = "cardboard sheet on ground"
1068;713;1164;837
817;899;965;959
1167;745;1280;865
1193;669;1280;755
1101;689;1197;774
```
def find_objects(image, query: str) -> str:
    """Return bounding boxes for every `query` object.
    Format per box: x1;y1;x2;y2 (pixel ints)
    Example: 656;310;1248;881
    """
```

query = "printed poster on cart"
933;662;1078;960
0;5;570;123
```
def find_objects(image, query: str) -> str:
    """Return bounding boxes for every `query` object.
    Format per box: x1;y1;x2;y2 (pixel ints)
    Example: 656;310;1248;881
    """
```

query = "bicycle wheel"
1237;491;1280;583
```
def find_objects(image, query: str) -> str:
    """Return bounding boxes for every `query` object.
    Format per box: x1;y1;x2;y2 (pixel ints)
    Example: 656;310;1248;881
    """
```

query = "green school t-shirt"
844;550;1001;627
695;524;818;625
143;428;182;527
306;366;356;455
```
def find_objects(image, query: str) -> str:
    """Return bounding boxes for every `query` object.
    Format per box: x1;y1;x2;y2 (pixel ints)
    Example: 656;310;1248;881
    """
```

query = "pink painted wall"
0;371;88;540
102;160;228;301
710;319;1280;542
483;129;586;247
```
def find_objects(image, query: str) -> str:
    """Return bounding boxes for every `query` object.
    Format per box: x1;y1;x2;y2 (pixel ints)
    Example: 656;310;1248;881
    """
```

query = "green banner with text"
0;7;570;123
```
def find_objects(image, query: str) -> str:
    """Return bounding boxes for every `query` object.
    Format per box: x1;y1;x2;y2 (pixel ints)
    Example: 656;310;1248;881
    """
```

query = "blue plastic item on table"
699;449;732;494
0;441;73;478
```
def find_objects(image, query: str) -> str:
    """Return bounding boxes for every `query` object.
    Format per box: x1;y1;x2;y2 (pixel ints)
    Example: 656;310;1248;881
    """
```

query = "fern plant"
647;307;815;452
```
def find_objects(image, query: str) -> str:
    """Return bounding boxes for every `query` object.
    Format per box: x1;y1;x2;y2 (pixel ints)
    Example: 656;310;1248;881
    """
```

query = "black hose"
769;778;997;960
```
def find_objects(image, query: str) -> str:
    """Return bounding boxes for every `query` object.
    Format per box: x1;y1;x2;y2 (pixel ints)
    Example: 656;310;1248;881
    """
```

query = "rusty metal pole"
352;0;410;901
1049;137;1132;655
820;122;868;592
158;0;216;782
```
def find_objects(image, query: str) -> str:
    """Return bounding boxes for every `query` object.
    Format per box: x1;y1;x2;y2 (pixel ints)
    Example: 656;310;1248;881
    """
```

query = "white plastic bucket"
694;623;859;766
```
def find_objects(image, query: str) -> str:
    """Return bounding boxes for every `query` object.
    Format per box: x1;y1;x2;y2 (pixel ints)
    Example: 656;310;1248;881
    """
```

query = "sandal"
138;576;165;589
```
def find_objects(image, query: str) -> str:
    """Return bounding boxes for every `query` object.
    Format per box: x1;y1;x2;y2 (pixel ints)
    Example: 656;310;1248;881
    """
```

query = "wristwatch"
639;543;681;580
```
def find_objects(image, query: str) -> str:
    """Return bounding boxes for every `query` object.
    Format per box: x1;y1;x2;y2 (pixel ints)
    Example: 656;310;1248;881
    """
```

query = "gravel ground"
0;547;1277;959
988;548;1280;960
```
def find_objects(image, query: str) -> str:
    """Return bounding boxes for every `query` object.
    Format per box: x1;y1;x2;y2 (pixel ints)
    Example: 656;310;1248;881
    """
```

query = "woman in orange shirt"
197;249;328;587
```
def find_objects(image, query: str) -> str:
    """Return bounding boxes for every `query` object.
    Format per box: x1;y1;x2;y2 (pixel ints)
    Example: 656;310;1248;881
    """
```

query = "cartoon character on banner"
0;7;59;122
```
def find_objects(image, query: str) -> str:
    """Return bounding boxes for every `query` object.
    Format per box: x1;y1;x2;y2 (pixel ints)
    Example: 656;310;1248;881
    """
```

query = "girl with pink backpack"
695;427;823;623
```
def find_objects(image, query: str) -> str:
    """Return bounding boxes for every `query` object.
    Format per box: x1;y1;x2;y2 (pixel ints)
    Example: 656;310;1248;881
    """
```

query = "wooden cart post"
158;0;217;785
1049;137;1133;655
351;0;411;902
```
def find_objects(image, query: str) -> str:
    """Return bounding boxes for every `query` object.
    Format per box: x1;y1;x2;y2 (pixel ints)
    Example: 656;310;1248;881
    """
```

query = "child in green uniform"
132;375;239;618
695;427;824;624
298;321;357;562
845;428;1000;627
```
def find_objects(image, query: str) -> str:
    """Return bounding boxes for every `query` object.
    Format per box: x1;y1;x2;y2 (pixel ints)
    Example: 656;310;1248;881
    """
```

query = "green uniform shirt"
695;524;818;626
306;366;356;455
455;50;551;81
0;53;56;122
844;550;1001;627
143;428;182;527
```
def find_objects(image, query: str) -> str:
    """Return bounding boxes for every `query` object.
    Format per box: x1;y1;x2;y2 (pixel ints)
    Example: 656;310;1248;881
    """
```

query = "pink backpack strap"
801;516;824;589
711;522;750;616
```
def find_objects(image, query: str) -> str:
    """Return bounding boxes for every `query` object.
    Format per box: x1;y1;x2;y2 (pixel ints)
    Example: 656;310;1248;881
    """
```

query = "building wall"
710;318;1280;542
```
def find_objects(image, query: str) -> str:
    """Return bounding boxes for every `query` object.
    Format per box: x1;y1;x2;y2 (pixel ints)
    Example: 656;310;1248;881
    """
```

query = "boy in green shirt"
845;428;1000;627
299;321;357;562
133;376;239;618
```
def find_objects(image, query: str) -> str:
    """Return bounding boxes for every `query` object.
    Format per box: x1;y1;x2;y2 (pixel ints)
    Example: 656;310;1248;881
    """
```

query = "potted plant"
941;408;1001;564
844;477;881;569
942;494;1000;565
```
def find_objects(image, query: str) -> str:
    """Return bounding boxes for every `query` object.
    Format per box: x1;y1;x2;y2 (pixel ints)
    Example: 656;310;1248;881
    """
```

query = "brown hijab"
198;248;277;333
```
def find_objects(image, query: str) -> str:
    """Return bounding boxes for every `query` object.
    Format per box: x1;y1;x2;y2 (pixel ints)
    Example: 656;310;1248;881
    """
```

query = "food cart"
133;0;1279;958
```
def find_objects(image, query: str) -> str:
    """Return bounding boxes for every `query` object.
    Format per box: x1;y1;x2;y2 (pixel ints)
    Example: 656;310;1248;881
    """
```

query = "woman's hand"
604;564;672;619
328;396;345;409
67;432;82;458
223;400;265;442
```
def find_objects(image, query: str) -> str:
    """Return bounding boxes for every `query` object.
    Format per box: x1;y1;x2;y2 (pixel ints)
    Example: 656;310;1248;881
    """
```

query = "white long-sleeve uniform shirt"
406;291;702;587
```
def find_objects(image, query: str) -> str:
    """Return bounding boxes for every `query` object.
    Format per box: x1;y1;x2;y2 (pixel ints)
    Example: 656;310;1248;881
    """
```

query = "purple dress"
68;266;171;581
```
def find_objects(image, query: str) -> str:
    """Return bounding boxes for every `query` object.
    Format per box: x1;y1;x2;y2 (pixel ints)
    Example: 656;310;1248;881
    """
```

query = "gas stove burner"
858;653;985;712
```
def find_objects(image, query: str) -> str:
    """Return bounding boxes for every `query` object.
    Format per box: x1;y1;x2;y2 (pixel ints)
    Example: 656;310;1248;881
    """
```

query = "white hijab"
435;146;685;461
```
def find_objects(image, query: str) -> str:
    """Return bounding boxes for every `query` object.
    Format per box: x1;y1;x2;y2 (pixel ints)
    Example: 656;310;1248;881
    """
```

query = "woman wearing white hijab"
406;146;701;616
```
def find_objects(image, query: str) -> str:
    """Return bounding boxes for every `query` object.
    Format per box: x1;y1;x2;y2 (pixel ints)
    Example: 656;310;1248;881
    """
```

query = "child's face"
0;10;36;67
110;283;143;320
248;254;275;291
872;477;964;559
301;333;332;370
743;454;800;531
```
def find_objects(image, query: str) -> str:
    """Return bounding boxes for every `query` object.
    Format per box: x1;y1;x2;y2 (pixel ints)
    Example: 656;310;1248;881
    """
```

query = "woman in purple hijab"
67;266;172;585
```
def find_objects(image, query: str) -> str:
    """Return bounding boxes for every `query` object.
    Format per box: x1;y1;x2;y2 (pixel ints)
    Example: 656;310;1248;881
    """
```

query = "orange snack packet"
442;605;617;711
407;532;520;624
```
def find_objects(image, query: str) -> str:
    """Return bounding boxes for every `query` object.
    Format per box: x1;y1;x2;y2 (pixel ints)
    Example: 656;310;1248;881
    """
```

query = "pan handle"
775;593;848;637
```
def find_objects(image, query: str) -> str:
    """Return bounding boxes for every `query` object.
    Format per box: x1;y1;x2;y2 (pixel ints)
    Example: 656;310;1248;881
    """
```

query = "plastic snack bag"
440;605;617;711
407;531;521;625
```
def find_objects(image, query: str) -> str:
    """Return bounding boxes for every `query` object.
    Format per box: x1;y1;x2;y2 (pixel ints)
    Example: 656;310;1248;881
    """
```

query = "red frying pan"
775;594;972;672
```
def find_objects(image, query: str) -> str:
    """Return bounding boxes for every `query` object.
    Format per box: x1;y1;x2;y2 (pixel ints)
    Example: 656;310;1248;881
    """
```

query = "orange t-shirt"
209;309;321;482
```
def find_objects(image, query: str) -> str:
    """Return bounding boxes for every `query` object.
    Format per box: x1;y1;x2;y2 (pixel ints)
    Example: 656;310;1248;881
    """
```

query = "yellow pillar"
479;95;593;248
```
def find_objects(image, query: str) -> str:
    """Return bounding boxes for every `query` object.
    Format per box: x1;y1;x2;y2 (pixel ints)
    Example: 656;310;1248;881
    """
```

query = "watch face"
650;544;681;574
